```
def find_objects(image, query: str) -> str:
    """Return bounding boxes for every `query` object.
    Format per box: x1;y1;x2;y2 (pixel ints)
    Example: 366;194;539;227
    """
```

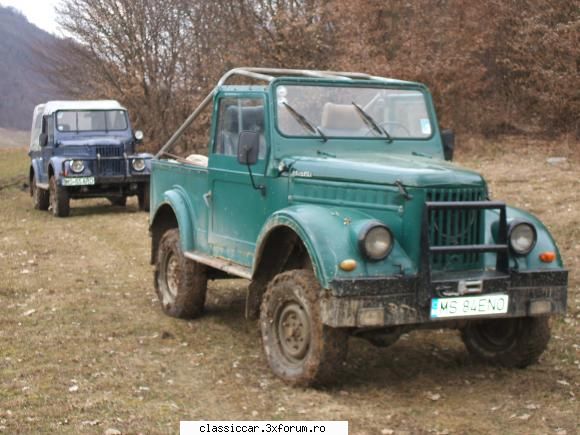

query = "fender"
30;159;44;186
47;156;68;180
505;206;564;270
128;152;154;171
255;204;415;289
151;186;196;253
486;205;564;272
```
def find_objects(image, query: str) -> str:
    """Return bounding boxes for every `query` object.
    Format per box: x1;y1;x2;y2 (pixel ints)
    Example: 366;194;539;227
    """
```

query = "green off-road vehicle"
149;68;567;386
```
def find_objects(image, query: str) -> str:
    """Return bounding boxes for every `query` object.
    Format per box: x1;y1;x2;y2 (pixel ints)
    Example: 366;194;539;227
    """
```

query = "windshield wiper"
351;102;393;143
282;102;327;142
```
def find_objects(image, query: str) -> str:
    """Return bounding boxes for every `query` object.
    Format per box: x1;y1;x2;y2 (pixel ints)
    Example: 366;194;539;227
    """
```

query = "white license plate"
62;177;95;186
430;294;509;319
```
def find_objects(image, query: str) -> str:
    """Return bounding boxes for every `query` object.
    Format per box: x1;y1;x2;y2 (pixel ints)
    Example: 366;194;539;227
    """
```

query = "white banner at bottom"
180;421;348;435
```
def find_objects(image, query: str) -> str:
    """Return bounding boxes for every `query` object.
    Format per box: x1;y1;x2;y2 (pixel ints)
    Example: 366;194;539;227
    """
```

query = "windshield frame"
55;109;129;133
271;80;436;142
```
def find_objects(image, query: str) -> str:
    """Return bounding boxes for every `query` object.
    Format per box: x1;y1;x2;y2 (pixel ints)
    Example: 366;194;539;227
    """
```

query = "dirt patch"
0;137;578;434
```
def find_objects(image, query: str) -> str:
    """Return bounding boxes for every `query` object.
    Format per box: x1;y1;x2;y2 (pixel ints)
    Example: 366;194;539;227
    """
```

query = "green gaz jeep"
149;68;567;386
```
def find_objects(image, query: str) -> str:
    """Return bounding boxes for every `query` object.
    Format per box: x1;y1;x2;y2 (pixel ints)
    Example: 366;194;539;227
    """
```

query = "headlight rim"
508;220;537;255
70;159;85;174
132;158;146;172
358;221;394;261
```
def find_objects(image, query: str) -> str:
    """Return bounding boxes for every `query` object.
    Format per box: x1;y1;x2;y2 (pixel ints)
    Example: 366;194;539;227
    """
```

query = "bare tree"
56;0;196;147
53;0;579;149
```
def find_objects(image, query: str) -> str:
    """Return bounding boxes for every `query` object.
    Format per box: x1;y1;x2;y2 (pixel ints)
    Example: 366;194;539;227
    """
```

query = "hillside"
0;6;65;131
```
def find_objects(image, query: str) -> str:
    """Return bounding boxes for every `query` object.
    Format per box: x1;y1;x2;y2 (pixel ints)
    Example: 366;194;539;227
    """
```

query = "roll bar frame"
155;67;395;158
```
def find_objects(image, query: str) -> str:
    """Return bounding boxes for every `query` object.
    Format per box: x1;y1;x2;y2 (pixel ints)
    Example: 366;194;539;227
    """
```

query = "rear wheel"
260;269;348;386
49;176;70;217
461;316;551;368
31;174;49;210
138;183;150;211
154;228;207;318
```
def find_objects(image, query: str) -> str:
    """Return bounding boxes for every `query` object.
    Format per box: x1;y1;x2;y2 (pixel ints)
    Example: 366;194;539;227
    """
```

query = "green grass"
0;139;578;434
0;128;28;149
0;147;28;185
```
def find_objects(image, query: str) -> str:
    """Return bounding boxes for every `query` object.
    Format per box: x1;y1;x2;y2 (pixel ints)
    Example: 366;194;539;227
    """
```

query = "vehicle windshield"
56;110;128;132
276;85;432;139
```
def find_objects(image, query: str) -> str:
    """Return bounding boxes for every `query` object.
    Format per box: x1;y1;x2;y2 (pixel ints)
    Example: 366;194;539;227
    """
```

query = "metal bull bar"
418;200;509;305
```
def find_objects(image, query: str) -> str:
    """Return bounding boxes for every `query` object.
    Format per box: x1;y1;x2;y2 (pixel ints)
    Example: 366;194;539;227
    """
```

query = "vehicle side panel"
150;160;210;253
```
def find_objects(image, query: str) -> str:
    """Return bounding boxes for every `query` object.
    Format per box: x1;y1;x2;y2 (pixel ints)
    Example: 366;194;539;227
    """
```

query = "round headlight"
70;160;84;173
132;158;146;171
360;224;393;261
509;222;536;255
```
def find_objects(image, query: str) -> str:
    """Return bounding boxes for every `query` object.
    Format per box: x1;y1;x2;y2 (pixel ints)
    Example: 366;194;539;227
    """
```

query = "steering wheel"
364;121;411;137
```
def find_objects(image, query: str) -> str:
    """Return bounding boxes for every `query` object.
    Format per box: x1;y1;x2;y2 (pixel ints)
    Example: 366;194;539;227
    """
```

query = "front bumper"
322;270;567;328
59;174;149;199
91;174;149;184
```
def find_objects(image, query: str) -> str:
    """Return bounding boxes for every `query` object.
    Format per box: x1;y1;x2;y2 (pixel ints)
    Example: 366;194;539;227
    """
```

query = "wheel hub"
278;302;310;361
163;253;179;304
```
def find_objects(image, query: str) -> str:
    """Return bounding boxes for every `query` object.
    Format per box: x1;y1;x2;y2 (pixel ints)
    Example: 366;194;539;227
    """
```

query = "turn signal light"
339;259;357;272
539;251;556;263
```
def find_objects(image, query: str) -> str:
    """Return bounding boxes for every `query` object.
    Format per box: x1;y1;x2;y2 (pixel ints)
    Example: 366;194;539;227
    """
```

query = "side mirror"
237;130;260;166
441;128;455;161
134;130;144;144
39;133;48;147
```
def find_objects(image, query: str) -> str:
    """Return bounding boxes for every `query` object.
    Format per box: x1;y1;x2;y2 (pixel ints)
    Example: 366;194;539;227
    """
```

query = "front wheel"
154;228;207;318
31;174;49;210
138;183;150;211
260;270;348;386
49;176;70;217
461;316;551;368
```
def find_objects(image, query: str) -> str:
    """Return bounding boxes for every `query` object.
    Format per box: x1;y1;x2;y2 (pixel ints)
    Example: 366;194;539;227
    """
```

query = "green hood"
284;154;485;188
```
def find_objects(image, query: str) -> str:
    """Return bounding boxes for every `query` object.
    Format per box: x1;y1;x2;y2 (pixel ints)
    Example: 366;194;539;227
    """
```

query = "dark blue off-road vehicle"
28;100;152;217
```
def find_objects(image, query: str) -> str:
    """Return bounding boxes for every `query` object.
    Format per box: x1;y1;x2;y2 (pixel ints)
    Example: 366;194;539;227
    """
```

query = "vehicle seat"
321;103;365;131
185;154;208;167
220;106;239;156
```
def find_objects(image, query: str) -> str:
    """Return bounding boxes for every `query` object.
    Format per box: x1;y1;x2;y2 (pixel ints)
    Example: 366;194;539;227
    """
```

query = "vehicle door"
28;110;43;179
208;94;269;267
40;115;54;184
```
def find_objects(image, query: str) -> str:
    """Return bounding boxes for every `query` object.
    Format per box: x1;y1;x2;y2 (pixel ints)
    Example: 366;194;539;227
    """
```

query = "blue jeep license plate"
63;177;95;186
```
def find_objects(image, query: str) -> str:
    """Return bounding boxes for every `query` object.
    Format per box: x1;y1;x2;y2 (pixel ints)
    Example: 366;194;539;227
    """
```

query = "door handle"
203;191;212;207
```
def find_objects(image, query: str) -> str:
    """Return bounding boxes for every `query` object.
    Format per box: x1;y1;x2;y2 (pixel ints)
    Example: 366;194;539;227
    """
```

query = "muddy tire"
461;316;551;368
138;183;150;212
154;228;207;318
31;174;49;210
108;196;127;207
49;176;70;217
260;270;348;386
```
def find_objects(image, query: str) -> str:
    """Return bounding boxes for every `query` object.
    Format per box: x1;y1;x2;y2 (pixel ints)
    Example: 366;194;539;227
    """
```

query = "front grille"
426;187;486;271
95;146;124;176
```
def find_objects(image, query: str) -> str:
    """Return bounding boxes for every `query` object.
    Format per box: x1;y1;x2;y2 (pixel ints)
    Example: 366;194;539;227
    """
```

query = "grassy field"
0;129;28;149
0;138;578;434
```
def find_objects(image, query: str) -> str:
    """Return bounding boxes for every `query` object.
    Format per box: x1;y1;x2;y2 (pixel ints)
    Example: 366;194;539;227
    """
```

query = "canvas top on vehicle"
30;100;127;150
28;99;152;217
